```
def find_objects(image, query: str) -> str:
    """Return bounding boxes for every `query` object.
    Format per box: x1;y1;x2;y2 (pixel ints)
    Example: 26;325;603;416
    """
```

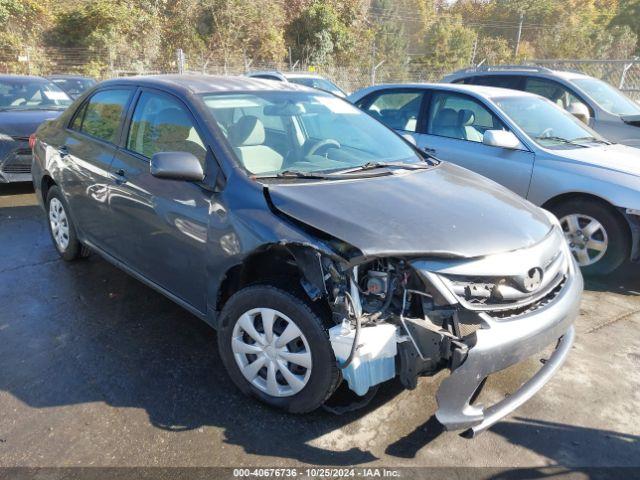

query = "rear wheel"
550;198;629;276
218;285;339;413
46;186;89;261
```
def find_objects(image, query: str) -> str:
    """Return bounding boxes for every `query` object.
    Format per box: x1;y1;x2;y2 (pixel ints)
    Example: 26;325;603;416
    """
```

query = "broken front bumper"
434;260;582;436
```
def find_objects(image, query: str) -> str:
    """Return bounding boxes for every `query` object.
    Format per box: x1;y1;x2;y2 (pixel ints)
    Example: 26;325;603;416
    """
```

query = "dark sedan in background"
47;75;97;99
0;75;72;183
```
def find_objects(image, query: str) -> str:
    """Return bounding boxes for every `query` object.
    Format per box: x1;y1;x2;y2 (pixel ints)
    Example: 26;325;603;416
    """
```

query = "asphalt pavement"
1;183;639;469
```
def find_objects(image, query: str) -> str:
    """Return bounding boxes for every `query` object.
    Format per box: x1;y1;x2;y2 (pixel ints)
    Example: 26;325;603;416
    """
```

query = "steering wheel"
539;127;553;138
306;139;341;157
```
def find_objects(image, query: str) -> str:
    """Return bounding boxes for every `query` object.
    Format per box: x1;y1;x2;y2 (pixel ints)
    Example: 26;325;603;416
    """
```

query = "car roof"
47;75;95;80
444;66;593;82
350;82;533;102
98;74;318;95
0;74;52;83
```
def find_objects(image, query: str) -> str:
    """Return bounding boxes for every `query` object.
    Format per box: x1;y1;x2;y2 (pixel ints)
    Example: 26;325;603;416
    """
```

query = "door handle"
424;147;437;154
110;168;127;184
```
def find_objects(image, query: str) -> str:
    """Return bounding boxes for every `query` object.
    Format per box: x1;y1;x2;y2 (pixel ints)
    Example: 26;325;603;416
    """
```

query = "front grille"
488;276;566;320
2;163;31;174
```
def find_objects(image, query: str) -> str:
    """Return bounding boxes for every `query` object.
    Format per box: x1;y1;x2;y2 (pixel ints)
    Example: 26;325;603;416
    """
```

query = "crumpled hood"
267;162;552;259
553;143;640;177
0;110;62;138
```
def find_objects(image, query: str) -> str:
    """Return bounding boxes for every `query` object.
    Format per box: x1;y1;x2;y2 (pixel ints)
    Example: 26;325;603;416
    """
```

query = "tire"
218;285;340;413
550;198;629;276
46;186;90;261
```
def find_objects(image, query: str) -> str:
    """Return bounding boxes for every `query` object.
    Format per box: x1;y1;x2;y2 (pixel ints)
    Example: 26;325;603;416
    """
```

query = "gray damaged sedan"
32;75;582;436
350;83;640;275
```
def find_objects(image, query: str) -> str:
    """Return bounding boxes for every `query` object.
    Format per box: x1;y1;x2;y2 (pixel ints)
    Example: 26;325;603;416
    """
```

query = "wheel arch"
542;191;634;261
214;243;331;328
40;174;56;205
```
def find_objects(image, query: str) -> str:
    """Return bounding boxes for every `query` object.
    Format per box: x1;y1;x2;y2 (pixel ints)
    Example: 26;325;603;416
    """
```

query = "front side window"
573;77;640;116
363;91;424;132
0;79;72;110
495;95;605;148
127;92;206;164
80;89;131;143
524;78;583;110
427;92;505;142
201;91;420;177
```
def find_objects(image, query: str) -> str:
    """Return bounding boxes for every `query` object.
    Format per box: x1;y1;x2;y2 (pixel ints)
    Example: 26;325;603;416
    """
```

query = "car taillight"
29;134;36;150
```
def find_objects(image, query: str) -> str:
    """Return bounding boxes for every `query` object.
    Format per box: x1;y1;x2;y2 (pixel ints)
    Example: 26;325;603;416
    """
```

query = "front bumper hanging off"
433;263;583;436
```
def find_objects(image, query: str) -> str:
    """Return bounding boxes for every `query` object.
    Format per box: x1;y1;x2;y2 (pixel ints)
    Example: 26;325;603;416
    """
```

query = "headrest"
228;115;265;146
434;108;458;127
155;108;192;142
458;109;475;126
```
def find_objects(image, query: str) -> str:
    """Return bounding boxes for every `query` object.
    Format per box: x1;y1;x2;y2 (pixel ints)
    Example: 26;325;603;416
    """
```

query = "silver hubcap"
560;213;608;266
49;198;70;252
232;308;312;397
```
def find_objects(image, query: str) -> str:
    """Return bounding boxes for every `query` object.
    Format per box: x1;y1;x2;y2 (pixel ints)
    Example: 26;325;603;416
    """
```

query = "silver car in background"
349;83;640;275
246;70;347;97
443;66;640;148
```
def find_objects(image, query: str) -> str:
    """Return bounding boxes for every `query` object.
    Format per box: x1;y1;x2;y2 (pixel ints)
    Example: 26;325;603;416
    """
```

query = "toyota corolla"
32;75;582;436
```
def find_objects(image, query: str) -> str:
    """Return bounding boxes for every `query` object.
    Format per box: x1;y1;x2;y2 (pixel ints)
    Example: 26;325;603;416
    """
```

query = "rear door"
413;90;535;197
107;89;212;312
59;88;134;249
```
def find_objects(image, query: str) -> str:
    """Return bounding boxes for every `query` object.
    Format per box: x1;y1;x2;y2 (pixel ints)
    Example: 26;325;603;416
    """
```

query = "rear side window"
523;78;583;110
362;90;425;132
470;75;523;90
78;89;131;143
127;92;206;164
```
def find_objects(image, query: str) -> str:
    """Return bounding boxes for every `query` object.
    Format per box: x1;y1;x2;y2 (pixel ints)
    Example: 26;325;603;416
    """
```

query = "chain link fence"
2;47;640;99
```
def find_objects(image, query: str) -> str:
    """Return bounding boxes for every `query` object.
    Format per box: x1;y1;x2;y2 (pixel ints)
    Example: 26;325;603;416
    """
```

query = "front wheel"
550;198;629;276
218;285;340;413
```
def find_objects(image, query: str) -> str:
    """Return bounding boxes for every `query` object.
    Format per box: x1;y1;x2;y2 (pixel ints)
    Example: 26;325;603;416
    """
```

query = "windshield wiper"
333;161;432;175
535;135;589;148
573;136;612;145
274;170;335;179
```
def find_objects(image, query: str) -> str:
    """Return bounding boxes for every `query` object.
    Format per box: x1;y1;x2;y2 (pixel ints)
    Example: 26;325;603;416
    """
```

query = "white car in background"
246;70;347;98
350;83;640;275
443;66;640;148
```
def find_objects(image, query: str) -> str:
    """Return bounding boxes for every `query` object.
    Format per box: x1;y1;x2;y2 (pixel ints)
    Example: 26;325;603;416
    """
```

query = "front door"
414;90;535;198
107;90;212;312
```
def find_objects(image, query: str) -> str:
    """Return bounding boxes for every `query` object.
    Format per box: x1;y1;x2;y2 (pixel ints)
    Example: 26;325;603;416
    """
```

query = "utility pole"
176;48;185;74
514;12;524;59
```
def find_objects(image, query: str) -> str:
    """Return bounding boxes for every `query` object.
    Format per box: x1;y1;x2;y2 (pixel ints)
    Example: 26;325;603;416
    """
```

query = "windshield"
495;96;606;148
573;77;640;116
201;91;420;177
287;77;345;97
0;79;72;110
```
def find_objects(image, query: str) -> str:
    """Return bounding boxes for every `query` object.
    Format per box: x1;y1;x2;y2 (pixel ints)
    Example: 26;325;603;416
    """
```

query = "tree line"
1;0;640;77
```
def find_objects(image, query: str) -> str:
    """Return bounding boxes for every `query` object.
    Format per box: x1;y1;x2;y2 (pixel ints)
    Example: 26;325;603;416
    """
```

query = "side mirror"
401;133;417;146
150;151;204;182
483;130;522;149
567;102;590;124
